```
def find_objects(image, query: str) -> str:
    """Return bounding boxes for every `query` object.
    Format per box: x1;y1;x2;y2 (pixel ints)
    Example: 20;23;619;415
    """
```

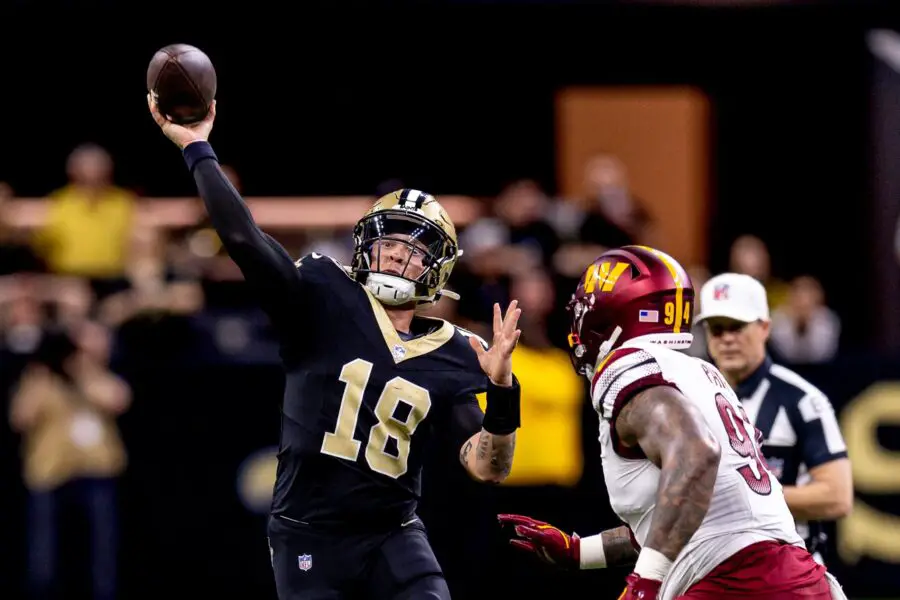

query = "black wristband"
482;374;521;436
183;141;218;172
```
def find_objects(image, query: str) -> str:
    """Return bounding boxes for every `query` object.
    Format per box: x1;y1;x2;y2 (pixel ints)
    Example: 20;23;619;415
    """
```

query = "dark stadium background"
1;2;899;599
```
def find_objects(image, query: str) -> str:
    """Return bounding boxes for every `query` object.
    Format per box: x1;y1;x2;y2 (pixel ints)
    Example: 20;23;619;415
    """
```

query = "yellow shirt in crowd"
35;184;135;278
480;343;585;487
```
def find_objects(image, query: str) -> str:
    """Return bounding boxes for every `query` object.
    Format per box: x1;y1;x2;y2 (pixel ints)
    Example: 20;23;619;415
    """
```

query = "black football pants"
267;514;450;600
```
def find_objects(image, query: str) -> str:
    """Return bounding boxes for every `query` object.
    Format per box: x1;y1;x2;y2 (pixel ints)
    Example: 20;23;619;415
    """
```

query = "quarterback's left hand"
469;301;521;387
619;572;662;600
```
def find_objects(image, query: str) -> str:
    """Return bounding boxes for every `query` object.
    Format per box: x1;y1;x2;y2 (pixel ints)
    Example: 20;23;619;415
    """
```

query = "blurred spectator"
456;179;560;326
489;268;584;487
0;275;93;360
552;154;653;278
770;275;841;364
295;178;402;266
9;321;130;600
729;234;790;312
300;231;354;266
0;182;46;276
0;277;48;360
97;223;204;362
97;224;204;329
32;144;136;280
460;179;559;274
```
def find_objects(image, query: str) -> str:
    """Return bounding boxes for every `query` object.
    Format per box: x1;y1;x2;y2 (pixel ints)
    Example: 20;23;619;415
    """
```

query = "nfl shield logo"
298;554;313;571
713;284;729;300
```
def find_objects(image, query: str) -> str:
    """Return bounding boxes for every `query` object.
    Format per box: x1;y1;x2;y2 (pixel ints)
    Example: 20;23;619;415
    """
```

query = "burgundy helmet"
566;245;695;377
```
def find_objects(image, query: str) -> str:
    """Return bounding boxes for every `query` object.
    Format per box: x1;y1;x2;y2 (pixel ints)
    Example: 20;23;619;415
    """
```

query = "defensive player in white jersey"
499;246;841;600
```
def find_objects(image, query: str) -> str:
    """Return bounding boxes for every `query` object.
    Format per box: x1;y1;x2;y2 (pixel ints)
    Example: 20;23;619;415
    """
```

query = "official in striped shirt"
695;272;853;564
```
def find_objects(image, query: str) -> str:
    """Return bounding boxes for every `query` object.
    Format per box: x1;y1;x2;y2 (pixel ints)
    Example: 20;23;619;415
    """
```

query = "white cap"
695;273;770;324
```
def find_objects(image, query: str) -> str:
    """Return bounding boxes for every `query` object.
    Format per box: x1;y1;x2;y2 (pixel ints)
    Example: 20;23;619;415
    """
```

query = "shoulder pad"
295;252;354;281
592;347;670;421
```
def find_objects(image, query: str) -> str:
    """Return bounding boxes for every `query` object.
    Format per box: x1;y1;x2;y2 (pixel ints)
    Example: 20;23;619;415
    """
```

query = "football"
147;44;217;125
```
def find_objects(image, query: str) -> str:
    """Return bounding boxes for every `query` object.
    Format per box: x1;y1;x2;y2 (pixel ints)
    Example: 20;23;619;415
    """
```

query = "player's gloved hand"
619;572;662;600
497;514;580;569
148;93;216;150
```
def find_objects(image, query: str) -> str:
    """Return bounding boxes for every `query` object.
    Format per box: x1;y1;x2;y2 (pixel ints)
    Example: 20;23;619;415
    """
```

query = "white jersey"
591;339;803;600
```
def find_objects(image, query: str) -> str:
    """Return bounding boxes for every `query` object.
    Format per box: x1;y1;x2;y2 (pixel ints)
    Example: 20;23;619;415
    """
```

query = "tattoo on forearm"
475;430;515;480
600;526;639;567
646;448;717;560
617;388;719;562
459;439;473;467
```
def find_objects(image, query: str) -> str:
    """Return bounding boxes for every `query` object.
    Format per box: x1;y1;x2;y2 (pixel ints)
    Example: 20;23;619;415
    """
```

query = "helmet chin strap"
365;272;417;305
586;326;623;380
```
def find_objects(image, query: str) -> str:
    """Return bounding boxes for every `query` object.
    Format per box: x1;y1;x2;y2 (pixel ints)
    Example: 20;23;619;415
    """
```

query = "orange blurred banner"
556;86;710;266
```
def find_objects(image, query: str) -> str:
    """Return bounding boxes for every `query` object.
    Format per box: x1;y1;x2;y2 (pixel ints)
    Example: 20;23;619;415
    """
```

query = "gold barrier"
4;195;484;230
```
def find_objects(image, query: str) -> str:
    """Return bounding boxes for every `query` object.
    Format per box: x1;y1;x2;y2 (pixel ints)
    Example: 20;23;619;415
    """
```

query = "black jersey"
189;157;488;528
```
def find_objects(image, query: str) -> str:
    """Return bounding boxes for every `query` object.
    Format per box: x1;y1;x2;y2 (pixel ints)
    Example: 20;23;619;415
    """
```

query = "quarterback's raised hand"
469;300;521;387
148;94;215;150
497;514;580;569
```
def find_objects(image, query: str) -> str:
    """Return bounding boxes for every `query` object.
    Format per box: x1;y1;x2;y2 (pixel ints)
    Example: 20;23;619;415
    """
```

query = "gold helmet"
351;189;462;306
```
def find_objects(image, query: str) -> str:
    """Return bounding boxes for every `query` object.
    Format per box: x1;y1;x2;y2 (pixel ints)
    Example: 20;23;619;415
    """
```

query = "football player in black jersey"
148;98;523;599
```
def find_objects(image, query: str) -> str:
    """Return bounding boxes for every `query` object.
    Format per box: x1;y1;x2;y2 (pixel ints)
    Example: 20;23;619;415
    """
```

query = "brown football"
147;44;217;125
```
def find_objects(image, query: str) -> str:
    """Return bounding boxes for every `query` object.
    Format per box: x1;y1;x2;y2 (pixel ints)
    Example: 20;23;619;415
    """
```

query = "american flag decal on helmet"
638;309;659;323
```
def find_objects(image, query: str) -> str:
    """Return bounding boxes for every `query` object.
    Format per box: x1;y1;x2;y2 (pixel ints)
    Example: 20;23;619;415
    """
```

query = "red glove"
497;514;580;569
618;572;662;600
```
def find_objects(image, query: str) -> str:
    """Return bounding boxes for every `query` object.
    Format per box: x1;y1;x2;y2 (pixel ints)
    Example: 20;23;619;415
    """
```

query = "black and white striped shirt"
736;355;848;562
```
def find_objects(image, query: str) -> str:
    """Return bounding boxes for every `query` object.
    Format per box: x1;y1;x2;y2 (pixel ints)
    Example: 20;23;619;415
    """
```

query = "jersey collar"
736;354;773;399
362;285;454;363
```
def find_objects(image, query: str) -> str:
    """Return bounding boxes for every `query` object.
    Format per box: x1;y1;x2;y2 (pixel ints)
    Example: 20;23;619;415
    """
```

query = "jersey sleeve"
591;347;678;423
190;152;312;329
187;146;353;334
449;394;486;451
793;392;848;469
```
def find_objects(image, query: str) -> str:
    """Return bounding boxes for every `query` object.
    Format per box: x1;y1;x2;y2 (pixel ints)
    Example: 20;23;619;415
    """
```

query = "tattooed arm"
459;429;516;483
615;385;721;563
450;377;520;485
596;525;640;567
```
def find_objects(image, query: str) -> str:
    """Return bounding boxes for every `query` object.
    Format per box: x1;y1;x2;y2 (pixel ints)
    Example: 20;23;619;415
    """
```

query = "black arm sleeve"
447;375;521;451
449;395;485;452
184;142;305;327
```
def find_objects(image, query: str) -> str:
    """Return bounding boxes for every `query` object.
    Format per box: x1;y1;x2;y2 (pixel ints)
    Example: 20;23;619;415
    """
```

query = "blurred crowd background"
2;2;900;600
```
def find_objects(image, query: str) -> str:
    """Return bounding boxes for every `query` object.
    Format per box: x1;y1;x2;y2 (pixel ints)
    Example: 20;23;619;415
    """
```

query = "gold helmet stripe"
634;245;687;334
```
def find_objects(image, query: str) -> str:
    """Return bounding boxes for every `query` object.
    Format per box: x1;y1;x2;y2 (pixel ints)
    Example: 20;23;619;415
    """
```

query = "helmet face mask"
352;189;461;306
